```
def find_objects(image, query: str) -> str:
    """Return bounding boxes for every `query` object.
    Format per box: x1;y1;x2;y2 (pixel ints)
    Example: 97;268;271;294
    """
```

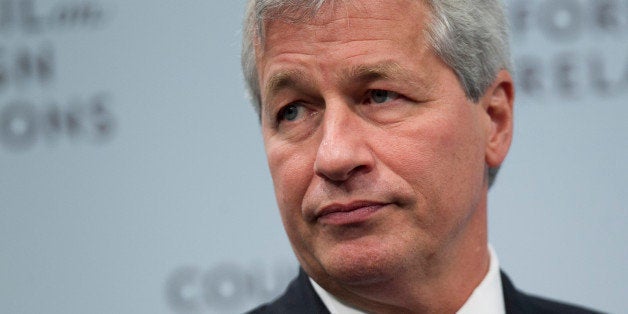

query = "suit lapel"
270;268;331;314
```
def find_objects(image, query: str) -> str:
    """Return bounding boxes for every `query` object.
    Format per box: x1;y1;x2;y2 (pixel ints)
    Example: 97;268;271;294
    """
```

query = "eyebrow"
261;61;418;116
340;61;409;85
264;70;308;102
262;69;312;119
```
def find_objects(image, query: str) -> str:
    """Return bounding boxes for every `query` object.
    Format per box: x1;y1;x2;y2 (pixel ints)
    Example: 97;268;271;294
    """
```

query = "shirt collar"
456;245;505;314
309;245;505;314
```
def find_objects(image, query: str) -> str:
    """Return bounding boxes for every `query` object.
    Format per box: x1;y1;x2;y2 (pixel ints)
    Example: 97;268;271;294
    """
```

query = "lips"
315;201;389;225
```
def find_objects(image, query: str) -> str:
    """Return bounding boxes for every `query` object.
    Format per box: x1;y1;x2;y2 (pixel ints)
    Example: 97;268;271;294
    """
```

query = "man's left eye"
369;89;400;104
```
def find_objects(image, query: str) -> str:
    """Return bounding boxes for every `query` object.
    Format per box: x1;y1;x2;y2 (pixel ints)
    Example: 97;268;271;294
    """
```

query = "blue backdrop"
1;0;626;313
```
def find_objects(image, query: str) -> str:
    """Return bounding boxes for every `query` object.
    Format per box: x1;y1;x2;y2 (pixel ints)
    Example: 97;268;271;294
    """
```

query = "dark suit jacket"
247;269;601;314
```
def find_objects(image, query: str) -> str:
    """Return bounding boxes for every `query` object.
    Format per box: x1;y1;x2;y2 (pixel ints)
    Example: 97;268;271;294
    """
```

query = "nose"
313;104;374;183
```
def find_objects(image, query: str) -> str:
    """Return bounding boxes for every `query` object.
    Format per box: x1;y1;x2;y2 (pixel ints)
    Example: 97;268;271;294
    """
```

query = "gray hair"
241;0;512;187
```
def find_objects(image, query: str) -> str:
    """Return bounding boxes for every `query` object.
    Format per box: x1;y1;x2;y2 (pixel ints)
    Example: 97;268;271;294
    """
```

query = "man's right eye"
277;103;305;122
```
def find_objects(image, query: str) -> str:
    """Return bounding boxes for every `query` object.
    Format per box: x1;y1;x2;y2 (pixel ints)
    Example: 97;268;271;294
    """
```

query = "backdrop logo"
0;0;115;152
165;260;297;313
508;0;628;99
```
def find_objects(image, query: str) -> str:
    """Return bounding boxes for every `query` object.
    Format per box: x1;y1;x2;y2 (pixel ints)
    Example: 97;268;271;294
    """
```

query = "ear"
482;70;514;169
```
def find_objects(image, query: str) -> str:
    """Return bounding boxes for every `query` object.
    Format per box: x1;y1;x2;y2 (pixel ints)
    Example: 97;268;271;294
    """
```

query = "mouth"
315;201;389;225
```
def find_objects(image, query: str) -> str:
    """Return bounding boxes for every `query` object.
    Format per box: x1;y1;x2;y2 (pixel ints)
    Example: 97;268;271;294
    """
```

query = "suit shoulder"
244;269;329;314
518;292;602;314
246;303;278;314
501;271;602;314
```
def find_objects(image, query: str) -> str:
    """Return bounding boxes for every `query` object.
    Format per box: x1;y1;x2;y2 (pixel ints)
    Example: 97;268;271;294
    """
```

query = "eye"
369;89;400;104
277;103;306;122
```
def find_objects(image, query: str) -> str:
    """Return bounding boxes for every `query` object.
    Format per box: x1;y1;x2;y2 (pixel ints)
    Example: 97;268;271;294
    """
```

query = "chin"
316;241;404;286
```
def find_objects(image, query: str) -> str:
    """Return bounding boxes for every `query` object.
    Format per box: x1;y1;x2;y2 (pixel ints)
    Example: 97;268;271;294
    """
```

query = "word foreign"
509;0;628;40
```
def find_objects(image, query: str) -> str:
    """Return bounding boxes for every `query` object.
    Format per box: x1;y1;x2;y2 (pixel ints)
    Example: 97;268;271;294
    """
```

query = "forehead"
258;0;430;44
255;0;433;78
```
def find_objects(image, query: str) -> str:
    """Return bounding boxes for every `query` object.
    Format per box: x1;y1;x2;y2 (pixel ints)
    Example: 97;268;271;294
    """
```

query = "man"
241;0;599;313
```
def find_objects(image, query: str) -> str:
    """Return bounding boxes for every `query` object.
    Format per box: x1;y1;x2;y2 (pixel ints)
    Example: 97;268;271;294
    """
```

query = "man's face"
256;0;511;287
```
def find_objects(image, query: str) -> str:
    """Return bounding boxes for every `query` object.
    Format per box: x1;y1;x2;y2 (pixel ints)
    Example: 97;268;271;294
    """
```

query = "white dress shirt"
310;245;505;314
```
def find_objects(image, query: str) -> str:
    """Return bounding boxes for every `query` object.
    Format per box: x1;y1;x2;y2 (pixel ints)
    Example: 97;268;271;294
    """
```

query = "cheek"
379;111;486;199
265;141;319;262
265;141;315;216
379;118;458;180
434;121;486;191
380;133;447;213
421;114;487;218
